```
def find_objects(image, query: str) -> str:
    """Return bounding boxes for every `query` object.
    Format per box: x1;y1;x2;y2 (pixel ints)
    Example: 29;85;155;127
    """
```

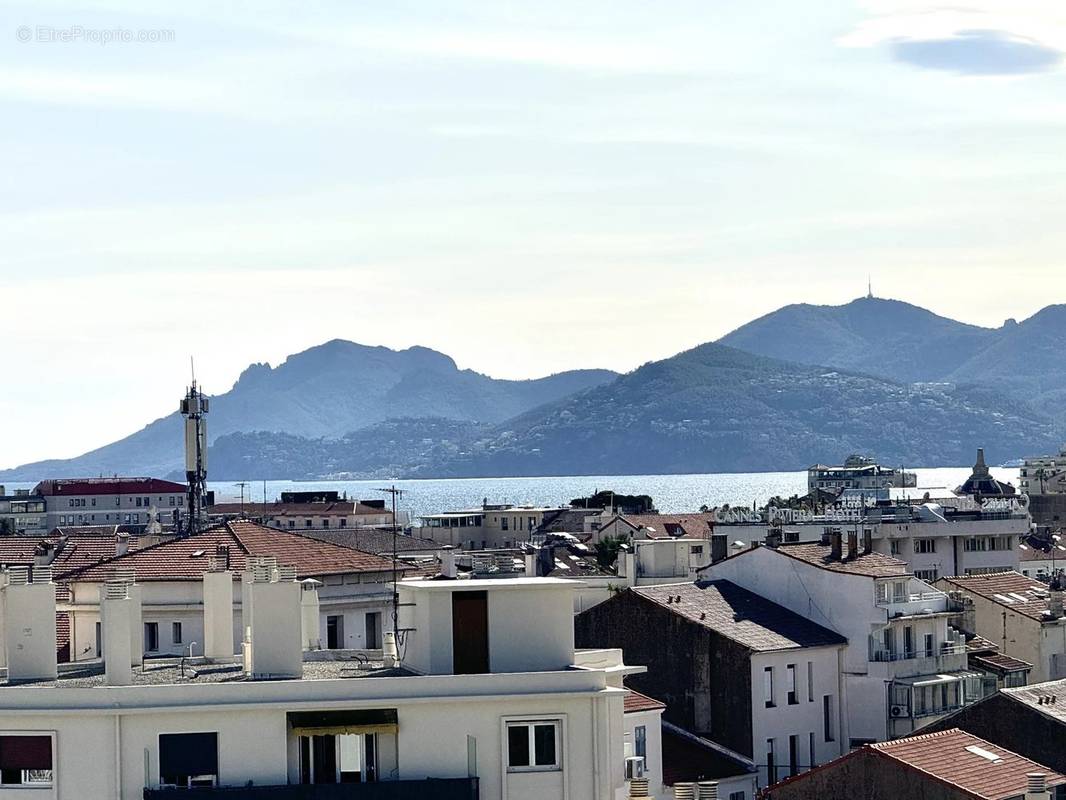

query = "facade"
623;690;666;798
616;537;714;585
413;504;570;550
0;569;647;800
56;521;402;658
807;455;917;495
575;580;848;791
208;497;395;530
760;728;1065;800
34;477;187;530
710;491;1030;583
1021;447;1066;496
0;486;48;534
700;540;991;743
937;571;1066;683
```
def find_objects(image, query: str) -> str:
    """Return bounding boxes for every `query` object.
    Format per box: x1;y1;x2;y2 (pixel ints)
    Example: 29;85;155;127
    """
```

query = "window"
809;731;817;768
634;725;646;765
95;622;102;657
764;666;775;708
807;662;814;702
788;734;798;777
0;734;53;786
289;520;296;529
501;517;509;531
904;626;914;659
729;793;745;800
914;538;936;553
145;622;159;652
766;738;776;783
339;518;347;528
915;569;938;582
173;622;183;645
169;496;176;506
506;721;560;771
924;633;934;658
691;545;703;555
160;732;218;788
890;540;901;555
786;664;797;704
305;519;313;528
823;696;835;742
136;497;142;507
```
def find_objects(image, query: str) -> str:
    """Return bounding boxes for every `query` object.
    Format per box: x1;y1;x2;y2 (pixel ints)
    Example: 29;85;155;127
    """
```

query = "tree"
594;534;631;569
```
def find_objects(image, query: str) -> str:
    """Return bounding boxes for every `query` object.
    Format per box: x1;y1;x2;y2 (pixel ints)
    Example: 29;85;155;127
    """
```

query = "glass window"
764;666;775;707
634;725;646;762
0;734;53;786
787;664;797;704
159;732;218;788
506;721;560;771
173;622;183;645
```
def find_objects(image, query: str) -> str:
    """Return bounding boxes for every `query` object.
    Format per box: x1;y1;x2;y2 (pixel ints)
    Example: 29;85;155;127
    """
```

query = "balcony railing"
870;644;966;663
144;778;479;800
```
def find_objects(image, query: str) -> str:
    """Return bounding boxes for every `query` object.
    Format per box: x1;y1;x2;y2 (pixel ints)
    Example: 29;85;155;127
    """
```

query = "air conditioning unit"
625;756;646;780
890;705;907;718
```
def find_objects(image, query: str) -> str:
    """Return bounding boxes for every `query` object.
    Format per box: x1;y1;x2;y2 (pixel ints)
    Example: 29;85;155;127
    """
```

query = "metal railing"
144;778;479;800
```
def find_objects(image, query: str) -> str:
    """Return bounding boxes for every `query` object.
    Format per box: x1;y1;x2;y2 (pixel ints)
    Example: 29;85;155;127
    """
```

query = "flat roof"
400;576;578;591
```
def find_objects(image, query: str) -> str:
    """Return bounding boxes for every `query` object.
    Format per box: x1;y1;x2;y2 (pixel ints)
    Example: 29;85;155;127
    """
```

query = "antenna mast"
180;364;210;535
377;485;404;639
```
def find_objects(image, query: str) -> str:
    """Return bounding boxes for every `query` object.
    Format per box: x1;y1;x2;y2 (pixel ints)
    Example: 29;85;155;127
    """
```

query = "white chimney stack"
203;568;235;661
245;560;302;678
3;566;58;683
300;579;322;650
1026;772;1049;800
115;532;130;557
100;580;133;686
112;568;141;667
440;547;457;579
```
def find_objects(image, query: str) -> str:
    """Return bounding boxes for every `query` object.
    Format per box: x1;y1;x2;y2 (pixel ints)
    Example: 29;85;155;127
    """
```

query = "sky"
2;0;1066;467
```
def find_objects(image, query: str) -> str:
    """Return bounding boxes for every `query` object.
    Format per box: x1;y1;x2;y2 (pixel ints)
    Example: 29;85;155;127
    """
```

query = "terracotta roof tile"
939;571;1055;622
617;514;715;540
624;689;666;714
34;477;186;496
634;581;846;652
60;521;398;582
870;728;1066;799
774;542;909;578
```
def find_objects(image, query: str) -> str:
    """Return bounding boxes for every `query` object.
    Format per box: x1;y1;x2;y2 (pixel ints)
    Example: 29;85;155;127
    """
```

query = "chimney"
862;528;873;555
383;630;398;668
300;579;322;650
440;547;457;579
244;559;302;678
537;543;554;577
115;532;130;557
829;528;842;561
674;784;697;800
847;530;859;560
203;564;235;661
1025;773;1048;800
1050;575;1064;619
697;782;719;800
3;566;58;683
113;568;141;667
100;580;133;686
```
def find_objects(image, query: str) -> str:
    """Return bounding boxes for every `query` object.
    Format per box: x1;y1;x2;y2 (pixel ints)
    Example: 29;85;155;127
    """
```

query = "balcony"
875;588;950;617
144;778;479;800
869;644;968;679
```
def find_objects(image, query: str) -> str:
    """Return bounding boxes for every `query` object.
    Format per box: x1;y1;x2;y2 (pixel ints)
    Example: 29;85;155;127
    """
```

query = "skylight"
964;745;1004;764
191;549;206;558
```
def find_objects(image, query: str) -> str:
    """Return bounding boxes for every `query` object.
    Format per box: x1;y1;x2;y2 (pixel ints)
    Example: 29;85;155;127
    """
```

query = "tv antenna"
377;485;405;640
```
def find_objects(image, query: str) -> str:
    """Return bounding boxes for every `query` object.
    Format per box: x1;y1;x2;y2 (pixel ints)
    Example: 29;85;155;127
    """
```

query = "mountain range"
3;296;1064;481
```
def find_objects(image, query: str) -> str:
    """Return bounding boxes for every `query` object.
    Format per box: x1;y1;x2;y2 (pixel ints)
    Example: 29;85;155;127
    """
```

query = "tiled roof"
939;571;1055;621
302;528;439;555
1019;544;1066;562
618;514;715;540
49;533;151;576
34;477;186;496
970;653;1033;674
774;542;909;578
624;689;666;714
1003;680;1066;724
661;725;754;786
0;537;49;565
633;581;846;652
60;521;398;582
965;634;999;654
870;728;1066;799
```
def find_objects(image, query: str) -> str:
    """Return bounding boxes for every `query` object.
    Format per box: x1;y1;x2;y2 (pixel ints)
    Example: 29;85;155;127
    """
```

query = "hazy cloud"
891;30;1063;75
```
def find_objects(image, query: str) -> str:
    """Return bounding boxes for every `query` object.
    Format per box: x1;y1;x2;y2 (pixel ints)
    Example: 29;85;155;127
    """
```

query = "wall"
623;709;663;799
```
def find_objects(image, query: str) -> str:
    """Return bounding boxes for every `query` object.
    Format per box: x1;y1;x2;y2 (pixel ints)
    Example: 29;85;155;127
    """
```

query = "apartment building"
1021;447;1066;496
937;571;1066;683
807;455;917;494
0;486;47;534
0;567;646;800
208;493;395;530
54;521;402;658
576;580;847;792
616;537;714;585
34;477;187;529
413;504;570;549
594;512;717;545
700;536;992;743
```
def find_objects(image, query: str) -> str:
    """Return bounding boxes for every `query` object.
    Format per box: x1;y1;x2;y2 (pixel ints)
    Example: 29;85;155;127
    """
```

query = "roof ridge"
227;520;395;566
59;523;236;580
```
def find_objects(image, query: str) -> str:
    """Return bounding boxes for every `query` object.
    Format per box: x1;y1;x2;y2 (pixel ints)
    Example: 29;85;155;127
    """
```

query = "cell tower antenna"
180;369;210;535
867;275;873;300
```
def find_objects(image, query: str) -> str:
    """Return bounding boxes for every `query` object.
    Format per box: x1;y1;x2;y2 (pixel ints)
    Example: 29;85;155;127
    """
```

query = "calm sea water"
2;467;1018;522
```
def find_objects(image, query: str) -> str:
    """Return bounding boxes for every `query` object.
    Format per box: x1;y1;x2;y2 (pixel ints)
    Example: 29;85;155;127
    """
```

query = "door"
326;616;344;649
365;612;382;650
144;622;159;653
452;590;489;674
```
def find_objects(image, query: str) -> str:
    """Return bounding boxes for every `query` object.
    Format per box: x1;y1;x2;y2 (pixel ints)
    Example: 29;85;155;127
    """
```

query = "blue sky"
2;0;1066;466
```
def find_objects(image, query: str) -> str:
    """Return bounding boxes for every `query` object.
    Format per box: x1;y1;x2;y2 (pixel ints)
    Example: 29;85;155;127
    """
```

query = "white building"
616;537;713;586
34;477;188;530
0;567;649;800
1020;446;1066;495
700;538;991;744
0;486;48;534
55;520;402;658
807;456;916;494
413;504;572;550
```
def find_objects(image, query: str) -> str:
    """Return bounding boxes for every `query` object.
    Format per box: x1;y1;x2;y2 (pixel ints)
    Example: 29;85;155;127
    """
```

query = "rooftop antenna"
377;485;405;641
180;360;210;536
867;275;873;300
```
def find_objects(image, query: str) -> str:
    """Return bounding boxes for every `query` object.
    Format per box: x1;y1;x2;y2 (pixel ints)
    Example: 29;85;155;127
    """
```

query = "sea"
2;467;1010;522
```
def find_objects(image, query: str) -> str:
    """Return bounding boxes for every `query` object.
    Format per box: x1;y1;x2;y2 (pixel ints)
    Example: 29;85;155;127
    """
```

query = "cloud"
891;29;1063;75
840;1;1066;75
